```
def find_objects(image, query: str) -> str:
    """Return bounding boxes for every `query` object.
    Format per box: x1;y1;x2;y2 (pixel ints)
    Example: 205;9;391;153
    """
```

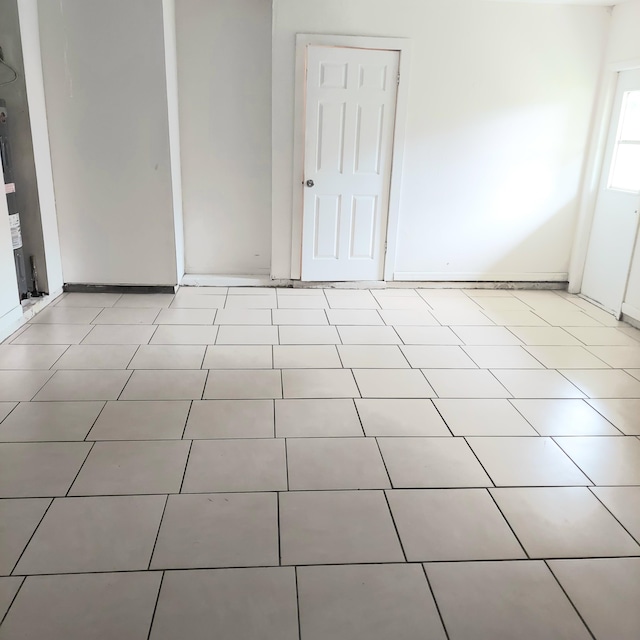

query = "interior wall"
0;172;21;331
606;0;640;63
37;0;180;286
176;0;272;275
272;0;610;281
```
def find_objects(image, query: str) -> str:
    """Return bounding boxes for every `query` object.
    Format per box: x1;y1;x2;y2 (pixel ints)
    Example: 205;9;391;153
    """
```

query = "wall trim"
63;284;177;294
393;272;569;283
621;302;640;323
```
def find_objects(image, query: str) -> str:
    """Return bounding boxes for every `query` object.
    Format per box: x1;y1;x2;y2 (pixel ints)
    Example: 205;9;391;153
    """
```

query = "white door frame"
290;34;412;281
568;57;640;295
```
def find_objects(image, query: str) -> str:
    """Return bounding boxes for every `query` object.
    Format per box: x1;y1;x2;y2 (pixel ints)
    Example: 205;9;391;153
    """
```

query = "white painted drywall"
0;172;21;330
607;0;640;64
176;0;271;275
37;0;179;286
272;0;609;281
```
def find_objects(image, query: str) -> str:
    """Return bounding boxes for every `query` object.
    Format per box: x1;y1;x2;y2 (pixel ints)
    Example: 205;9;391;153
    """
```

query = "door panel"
301;46;399;281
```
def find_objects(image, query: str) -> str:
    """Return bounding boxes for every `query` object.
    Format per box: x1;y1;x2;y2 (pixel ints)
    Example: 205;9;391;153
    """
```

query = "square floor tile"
354;369;435;398
275;399;362;437
0;345;67;370
0;498;51;575
378;438;492;488
279;490;403;565
431;310;494;326
587;399;640;434
511;399;621;435
524;345;609;369
282;369;359;398
586;346;640;368
273;345;340;368
326;309;383;325
555;436;640;485
55;292;121;307
216;325;278;345
450;326;522;345
565;327;640;346
214;309;271;325
81;324;157;345
150;325;218;345
371;288;420;298
560;369;640;398
387;489;525;561
337;326;401;344
481;309;549;326
287;438;390;490
549;558;640;640
355;399;450;436
170;295;225;309
92;308;160;325
278;325;340;344
534;311;603;327
434;399;536;436
463;346;544;368
150;493;278;569
114;293;174;308
0;572;162;640
154;308;217;325
272;309;327;325
491;369;584;398
33;369;131;401
426;560;592;640
181;439;287;493
467;437;589;486
0;401;104;441
224;295;276;309
203;369;282;399
377;297;431;310
590;487;640;541
149;568;298;640
128;345;205;369
378;309;438;326
0;442;91;497
0;371;55;401
87;400;190;440
52;344;137;369
276;295;328;309
185;400;274;439
506;326;582;345
338;345;409;368
297;564;446;640
490;487;640;558
14;495;166;574
30;307;102;325
120;369;207;400
423;369;510;398
203;345;272;369
399;345;477;368
10;324;93;345
325;291;379;309
395;326;463;345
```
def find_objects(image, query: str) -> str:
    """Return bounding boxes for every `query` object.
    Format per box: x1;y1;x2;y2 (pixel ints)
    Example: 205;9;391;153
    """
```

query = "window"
608;89;640;193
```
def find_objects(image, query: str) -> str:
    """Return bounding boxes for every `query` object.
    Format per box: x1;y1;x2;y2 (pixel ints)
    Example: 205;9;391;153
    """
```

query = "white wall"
37;0;180;286
0;173;22;332
176;0;271;275
606;0;640;64
272;0;609;281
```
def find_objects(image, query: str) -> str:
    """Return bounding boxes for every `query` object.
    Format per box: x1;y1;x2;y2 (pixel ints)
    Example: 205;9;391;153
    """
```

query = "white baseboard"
181;274;290;287
621;302;640;324
392;271;569;283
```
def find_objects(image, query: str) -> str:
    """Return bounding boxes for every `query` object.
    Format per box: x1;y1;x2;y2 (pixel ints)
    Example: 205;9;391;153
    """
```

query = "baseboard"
64;283;177;294
0;288;63;343
181;274;290;287
621;302;640;325
393;271;569;283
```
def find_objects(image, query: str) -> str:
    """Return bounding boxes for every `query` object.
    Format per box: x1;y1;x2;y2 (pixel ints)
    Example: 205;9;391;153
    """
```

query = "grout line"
147;494;170;570
382;488;407;562
277;492;282;566
294;565;302;640
421;563;451;640
587;486;640;546
9;498;55;576
146;571;165;640
485;488;530;560
84;401;109;441
284;439;290;491
0;575;25;626
180;400;194;439
64;441;96;497
178;440;194;493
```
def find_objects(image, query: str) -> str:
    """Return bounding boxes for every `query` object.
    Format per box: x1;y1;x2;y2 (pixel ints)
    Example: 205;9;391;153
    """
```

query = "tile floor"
0;286;639;639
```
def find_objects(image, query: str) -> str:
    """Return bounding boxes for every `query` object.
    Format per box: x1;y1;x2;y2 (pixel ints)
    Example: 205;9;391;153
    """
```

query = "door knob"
306;179;314;188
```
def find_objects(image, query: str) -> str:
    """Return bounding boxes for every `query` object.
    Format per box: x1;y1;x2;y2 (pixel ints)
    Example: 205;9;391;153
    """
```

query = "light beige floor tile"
506;326;582;345
92;307;160;324
10;324;93;345
0;572;162;640
81;324;156;345
282;369;359;398
0;498;51;574
224;295;276;309
33;369;132;401
150;493;278;569
524;345;609;368
378;437;492;488
170;295;225;309
431;310;494;326
150;325;218;345
560;369;640;398
128;345;205;369
326;309;383;325
565;327;640;346
149;568;298;640
271;309;327;325
587;398;640;434
275;399;362;437
399;345;477;368
273;345;340;368
474;297;532;310
511;399;621;435
377;297;431;310
463;345;544;368
549;558;640;640
276;295;329;309
395;326;463;345
120;369;206;400
338;345;409;368
278;325;340;344
467;437;590;486
427;299;483;313
480;310;549;326
590;487;640;541
0;577;23;621
185;400;274;439
534;311;604;327
29;307;102;324
69;440;190;495
555;436;640;485
52;344;137;369
214;309;272;325
337;325;401;344
450;325;522;345
0;401;103;442
0;345;67;369
354;369;435;398
378;309;439;325
426;560;592;640
355;399;450;436
490;487;640;558
287;438;390;490
0;370;55;401
227;287;275;295
423;369;510;398
491;369;584;398
114;293;174;308
417;289;471;302
277;288;326;296
14;495;166;574
203;369;282;399
181;439;287;493
154;308;217;325
325;291;379;309
387;489;525;561
203;345;273;369
434;399;536;436
371;288;420;298
279;490;403;565
297;564;446;640
54;292;121;307
87;400;189;440
627;368;640;381
215;325;278;345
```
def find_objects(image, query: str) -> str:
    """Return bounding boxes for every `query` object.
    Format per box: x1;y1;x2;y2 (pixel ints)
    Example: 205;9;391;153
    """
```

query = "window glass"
609;90;640;193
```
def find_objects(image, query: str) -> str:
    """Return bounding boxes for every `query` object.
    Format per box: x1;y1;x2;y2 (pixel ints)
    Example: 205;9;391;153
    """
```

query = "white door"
300;45;399;281
581;69;640;314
